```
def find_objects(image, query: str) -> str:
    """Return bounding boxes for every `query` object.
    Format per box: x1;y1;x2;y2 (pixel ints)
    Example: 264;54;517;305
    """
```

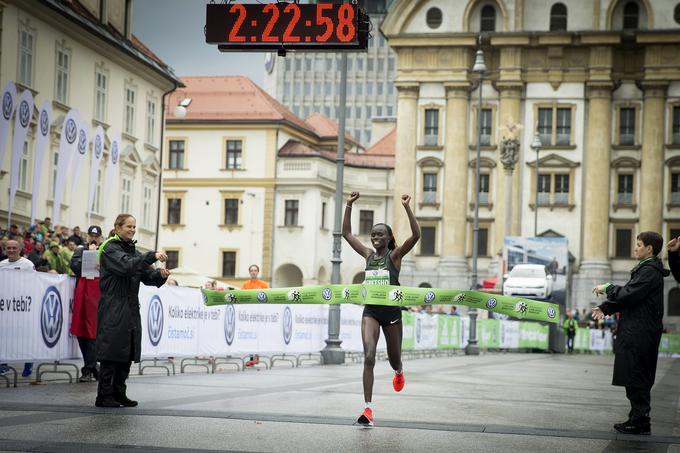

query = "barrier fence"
2;270;679;364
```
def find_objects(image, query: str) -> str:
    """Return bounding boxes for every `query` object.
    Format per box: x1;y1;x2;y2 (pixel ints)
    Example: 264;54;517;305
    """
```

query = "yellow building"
381;0;680;329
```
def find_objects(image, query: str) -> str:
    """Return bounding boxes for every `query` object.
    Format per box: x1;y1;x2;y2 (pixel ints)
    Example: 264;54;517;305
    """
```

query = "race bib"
364;269;390;286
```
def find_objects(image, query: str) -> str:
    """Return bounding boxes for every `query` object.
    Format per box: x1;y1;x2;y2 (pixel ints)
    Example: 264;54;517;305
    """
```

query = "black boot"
614;421;651;435
95;396;122;407
114;395;138;407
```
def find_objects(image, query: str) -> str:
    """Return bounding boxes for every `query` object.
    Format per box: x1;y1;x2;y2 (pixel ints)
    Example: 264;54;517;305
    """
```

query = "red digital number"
228;4;246;42
262;3;279;42
283;3;301;42
336;4;355;42
316;3;333;42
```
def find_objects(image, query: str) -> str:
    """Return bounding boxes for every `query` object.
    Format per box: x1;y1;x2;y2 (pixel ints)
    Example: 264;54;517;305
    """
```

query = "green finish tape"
201;284;560;324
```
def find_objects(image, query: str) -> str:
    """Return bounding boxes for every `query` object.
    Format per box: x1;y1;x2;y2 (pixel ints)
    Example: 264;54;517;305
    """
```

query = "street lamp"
465;46;486;356
531;132;542;237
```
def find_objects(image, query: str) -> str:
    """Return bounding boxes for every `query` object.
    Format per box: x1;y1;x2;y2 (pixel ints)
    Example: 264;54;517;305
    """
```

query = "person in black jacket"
95;214;169;408
591;231;669;435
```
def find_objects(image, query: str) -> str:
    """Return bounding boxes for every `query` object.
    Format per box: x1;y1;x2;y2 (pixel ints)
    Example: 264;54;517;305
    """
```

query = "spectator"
0;239;35;377
60;240;77;276
0;236;8;261
241;264;269;290
44;241;69;274
449;306;460;316
27;241;48;269
68;226;84;246
205;280;216;290
70;225;104;382
8;224;20;238
96;214;169;408
37;217;53;237
22;231;34;254
563;310;578;353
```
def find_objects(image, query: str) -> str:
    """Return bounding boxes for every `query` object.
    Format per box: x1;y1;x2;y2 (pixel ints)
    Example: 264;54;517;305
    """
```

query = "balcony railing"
617;193;633;205
423;191;437;204
424;134;438;146
619;133;634;146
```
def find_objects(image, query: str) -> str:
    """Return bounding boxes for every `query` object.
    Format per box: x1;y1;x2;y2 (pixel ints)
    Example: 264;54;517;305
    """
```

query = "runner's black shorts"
362;305;402;327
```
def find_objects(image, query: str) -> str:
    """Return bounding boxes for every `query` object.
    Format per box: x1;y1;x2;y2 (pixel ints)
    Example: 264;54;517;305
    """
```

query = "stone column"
639;82;666;233
393;84;419;283
439;83;470;289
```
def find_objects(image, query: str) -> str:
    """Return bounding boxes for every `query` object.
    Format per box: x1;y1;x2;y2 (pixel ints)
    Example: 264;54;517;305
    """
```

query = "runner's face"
370;225;390;250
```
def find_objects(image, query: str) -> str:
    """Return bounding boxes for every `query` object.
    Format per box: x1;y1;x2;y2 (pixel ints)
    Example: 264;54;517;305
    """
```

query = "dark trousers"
97;361;132;400
625;386;651;424
566;333;575;352
77;337;97;376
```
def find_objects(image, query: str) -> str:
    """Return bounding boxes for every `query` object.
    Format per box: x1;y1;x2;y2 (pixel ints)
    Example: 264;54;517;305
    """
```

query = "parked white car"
503;264;553;300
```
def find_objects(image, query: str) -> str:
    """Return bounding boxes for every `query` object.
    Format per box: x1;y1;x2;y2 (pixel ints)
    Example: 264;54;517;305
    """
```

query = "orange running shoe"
393;371;405;392
356;407;374;427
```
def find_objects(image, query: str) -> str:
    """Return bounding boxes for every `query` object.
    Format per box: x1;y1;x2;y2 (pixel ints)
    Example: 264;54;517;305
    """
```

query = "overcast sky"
133;0;266;85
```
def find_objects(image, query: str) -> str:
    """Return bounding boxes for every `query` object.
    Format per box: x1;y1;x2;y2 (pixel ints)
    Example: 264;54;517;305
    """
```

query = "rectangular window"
619;108;635;145
226;140;242;169
615;229;632;258
325;81;331;96
367;81;373;95
480;108;492;146
321;202;326;229
142;185;153;229
52;151;59;198
224;198;239;225
554;174;569;204
325;57;333;71
120;176;132;213
124;87;135;135
222;251;236;278
356;82;363;96
294;81;301;96
673;106;680;145
169;140;185;169
284;200;299;226
356;106;362;119
556;108;571;145
538;108;553;146
617;174;633;205
315;81;321;96
146;98;156;144
479;174;489;204
478;227;489;256
305;58;312;71
304;82;310;96
18;141;30;191
357;56;364;71
423;173;437;204
368;58;374;72
538;174;551;205
359;210;374;235
672;173;680;204
92;169;102;213
55;47;70;104
167;198;182;225
424;109;438;145
377;82;383;95
95;69;108;122
165;250;179;270
19;29;34;86
421;226;436;256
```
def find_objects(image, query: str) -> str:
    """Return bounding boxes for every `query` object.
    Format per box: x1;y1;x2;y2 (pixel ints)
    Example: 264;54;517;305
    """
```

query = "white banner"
414;313;438;350
0;81;17;173
500;320;520;348
7;89;34;226
52;109;79;224
30;101;52;226
87;126;105;224
68;121;89;224
103;134;120;213
0;270;77;361
589;329;613;352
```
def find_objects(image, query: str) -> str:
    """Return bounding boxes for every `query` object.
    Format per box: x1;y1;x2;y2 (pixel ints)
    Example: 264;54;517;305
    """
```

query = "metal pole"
465;67;483;356
534;145;539;236
321;52;347;365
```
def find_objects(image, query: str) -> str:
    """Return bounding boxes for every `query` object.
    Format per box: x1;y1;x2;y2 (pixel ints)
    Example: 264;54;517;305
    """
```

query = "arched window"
623;2;639;30
426;7;443;29
549;3;567;31
480;5;496;32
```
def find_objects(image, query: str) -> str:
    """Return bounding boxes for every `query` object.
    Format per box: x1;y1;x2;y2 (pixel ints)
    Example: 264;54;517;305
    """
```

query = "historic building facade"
381;0;680;329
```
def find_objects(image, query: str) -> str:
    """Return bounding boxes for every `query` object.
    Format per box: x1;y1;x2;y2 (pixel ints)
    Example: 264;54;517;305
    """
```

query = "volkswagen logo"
111;142;119;165
77;129;87;154
486;298;498;309
282;306;293;345
224;304;235;345
256;291;268;303
547;306;556;319
361;286;367;300
65;118;77;144
40;286;63;348
19;100;30;128
321;287;332;301
424;291;436;304
147;295;164;346
2;92;12;120
94;134;102;159
40;110;49;136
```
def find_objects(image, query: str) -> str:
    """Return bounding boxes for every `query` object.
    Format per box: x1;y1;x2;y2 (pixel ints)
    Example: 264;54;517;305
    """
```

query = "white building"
0;0;181;250
162;76;395;287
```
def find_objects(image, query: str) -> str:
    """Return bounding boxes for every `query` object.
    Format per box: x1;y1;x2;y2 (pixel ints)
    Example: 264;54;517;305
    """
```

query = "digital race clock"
205;2;369;51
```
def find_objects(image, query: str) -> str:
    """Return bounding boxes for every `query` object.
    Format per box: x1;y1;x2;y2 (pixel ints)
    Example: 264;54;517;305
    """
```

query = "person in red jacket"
69;225;103;382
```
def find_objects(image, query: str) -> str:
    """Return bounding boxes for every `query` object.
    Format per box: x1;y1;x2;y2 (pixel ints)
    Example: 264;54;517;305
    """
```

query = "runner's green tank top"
364;250;400;286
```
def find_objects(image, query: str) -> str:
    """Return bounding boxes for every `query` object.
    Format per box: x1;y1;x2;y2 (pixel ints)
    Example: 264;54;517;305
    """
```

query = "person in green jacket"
59;239;77;276
563;310;578;353
44;241;69;274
